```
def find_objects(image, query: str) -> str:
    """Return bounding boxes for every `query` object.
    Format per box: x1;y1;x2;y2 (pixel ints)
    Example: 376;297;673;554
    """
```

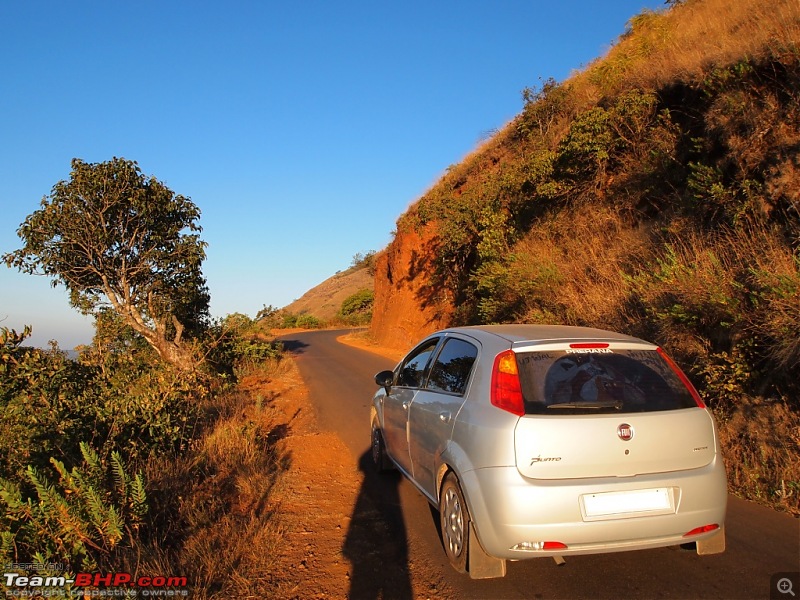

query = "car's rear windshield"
516;349;698;414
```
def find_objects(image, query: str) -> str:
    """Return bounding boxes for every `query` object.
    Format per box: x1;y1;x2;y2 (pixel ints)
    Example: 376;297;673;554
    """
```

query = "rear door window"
425;338;478;396
516;349;698;414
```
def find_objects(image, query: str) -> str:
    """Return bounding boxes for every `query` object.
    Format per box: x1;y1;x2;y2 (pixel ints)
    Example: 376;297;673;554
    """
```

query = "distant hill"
283;265;374;322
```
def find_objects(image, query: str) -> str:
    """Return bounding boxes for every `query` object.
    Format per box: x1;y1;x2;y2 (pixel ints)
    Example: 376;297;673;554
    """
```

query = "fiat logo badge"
617;423;634;441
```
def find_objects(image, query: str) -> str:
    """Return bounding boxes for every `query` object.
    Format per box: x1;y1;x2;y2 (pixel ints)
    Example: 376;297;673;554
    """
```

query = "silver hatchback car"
370;325;727;578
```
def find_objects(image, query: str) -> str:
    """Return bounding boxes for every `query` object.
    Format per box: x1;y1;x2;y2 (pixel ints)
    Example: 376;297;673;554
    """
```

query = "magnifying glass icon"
778;578;796;597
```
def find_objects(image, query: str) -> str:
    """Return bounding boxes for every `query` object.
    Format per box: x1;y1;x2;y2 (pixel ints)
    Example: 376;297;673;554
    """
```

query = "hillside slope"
370;0;800;513
284;265;373;322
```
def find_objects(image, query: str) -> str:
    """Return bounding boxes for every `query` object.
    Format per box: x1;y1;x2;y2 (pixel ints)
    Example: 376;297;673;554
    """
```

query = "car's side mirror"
374;370;394;393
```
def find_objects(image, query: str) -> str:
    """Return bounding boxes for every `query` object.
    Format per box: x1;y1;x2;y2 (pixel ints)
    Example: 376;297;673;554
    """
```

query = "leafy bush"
296;314;323;329
556;106;615;183
255;304;298;329
1;327;95;480
3;322;199;475
204;313;283;380
698;348;753;415
517;77;575;142
337;289;374;325
0;324;211;570
351;250;378;274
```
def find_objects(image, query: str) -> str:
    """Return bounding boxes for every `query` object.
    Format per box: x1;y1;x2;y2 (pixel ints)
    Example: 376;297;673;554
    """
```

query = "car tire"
371;422;392;472
440;472;470;573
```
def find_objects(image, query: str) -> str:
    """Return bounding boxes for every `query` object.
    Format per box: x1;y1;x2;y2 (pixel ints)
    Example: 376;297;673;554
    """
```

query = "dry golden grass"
630;220;800;372
579;0;800;98
718;398;800;514
735;224;800;371
511;214;800;514
628;225;746;359
513;206;653;331
388;0;800;518
123;356;299;598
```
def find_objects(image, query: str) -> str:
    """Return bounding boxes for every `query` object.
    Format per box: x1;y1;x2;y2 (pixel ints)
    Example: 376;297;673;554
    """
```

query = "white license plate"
582;488;674;520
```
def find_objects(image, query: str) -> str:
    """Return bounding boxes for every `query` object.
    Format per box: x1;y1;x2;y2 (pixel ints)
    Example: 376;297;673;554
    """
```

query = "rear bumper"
461;457;728;560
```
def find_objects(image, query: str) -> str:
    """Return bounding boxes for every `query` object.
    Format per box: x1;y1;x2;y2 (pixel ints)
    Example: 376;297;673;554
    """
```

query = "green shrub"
296;314;323;329
517;78;574;142
338;289;374;325
1;328;94;480
204;314;283;380
0;442;147;572
556;106;615;185
340;288;374;316
351;250;378;274
0;325;210;573
281;313;298;328
698;347;753;414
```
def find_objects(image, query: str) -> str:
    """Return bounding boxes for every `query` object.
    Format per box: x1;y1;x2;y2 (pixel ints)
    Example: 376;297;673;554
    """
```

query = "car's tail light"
542;541;568;550
491;350;525;416
569;342;610;349
683;524;719;537
657;347;706;408
511;541;568;551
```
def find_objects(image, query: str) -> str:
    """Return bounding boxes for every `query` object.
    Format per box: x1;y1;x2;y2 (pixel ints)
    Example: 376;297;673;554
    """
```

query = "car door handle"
439;412;451;423
402;401;410;410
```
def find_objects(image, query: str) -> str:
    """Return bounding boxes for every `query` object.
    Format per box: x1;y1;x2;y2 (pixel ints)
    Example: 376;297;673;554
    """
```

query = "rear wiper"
547;401;623;410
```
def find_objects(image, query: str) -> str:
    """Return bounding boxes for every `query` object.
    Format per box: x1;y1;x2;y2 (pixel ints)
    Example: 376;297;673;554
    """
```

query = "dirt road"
273;329;799;600
266;330;454;599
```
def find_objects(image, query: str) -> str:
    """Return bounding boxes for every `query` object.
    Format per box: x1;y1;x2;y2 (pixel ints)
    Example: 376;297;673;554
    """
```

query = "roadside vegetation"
0;159;290;595
0;157;371;595
1;1;797;596
397;0;800;514
0;315;287;596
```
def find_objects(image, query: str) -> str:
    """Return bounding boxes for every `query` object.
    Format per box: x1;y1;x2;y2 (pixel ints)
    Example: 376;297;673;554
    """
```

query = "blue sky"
1;0;665;349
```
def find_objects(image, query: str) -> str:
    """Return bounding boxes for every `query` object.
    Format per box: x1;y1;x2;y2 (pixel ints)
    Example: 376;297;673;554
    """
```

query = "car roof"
442;324;648;345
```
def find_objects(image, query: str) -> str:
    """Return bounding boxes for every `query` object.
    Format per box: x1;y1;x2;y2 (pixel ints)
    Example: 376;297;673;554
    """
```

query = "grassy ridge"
397;0;800;513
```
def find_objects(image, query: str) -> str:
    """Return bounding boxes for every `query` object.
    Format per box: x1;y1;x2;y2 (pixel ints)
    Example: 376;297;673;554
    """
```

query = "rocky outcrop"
370;219;453;352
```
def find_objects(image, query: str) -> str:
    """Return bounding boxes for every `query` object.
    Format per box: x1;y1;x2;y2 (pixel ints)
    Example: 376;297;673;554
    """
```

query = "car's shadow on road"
277;338;309;354
343;451;413;599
